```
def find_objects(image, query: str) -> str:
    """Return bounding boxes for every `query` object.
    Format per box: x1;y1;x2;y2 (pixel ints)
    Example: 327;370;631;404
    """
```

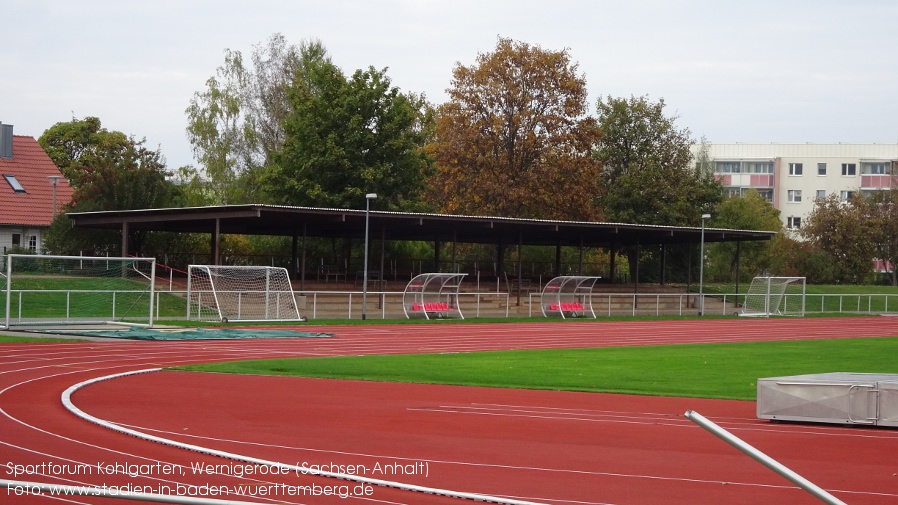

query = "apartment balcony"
860;175;892;190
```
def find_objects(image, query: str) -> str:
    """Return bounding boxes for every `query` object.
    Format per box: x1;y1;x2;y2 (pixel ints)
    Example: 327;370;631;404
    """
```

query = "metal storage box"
757;372;898;426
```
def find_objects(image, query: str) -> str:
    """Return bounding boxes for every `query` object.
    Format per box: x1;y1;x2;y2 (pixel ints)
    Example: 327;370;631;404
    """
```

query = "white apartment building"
699;144;898;230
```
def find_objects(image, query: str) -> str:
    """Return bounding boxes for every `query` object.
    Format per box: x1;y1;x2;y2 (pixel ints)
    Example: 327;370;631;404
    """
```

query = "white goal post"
3;254;156;328
186;265;305;322
740;276;806;317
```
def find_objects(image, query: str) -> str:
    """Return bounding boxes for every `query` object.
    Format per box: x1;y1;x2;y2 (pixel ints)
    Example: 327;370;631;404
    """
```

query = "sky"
4;0;898;171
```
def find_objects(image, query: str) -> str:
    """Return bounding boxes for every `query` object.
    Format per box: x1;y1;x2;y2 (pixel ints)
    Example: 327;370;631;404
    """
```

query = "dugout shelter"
402;273;467;320
540;276;602;319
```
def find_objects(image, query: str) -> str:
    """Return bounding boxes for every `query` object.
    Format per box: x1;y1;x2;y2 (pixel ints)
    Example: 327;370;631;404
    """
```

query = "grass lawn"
0;276;187;320
702;282;898;295
177;336;898;401
0;335;80;343
697;282;898;313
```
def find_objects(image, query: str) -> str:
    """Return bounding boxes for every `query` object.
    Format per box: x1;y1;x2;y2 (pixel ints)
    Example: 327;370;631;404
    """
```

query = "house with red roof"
0;122;73;253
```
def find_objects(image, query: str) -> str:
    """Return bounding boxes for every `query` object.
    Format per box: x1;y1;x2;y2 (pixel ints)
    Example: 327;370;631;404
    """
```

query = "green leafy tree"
768;234;836;283
802;193;875;284
596;95;721;226
858;189;898;285
248;36;331;163
264;61;433;211
185;34;331;204
184;47;247;204
426;37;602;220
68;143;178;212
707;190;782;282
40;119;184;256
38;116;131;189
172;165;219;207
594;95;722;280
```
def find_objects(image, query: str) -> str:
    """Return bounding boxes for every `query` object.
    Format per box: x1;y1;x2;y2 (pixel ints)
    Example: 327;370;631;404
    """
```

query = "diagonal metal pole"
685;410;846;505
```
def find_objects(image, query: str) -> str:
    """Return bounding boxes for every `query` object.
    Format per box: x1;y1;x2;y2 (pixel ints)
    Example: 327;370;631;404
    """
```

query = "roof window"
3;174;26;193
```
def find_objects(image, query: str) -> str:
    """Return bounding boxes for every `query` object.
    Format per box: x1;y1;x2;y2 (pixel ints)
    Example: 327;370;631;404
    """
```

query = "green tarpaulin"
27;327;334;341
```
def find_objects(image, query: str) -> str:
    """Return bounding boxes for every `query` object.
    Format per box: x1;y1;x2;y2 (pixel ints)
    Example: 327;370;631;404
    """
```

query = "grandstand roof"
67;204;775;248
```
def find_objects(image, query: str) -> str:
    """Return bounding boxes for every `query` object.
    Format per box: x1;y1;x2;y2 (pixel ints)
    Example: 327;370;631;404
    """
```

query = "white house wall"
0;227;43;253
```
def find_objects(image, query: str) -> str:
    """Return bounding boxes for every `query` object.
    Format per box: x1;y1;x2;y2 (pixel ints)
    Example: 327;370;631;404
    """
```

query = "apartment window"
756;189;773;202
788;190;802;203
842;163;856;176
3;174;26;193
788;163;803;176
787;216;801;229
28;235;37;252
816;190;826;200
817;163;827;176
747;162;774;174
840;190;855;202
862;162;889;175
716;162;741;173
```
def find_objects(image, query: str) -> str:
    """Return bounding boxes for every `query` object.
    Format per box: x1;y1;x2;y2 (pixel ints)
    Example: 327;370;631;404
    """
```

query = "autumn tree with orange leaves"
426;38;602;220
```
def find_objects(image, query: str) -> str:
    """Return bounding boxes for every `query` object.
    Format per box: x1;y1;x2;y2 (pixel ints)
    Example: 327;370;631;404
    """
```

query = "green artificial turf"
177;336;898;400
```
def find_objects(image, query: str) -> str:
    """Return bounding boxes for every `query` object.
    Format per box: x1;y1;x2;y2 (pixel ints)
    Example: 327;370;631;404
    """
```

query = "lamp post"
698;213;711;315
47;175;61;217
362;193;377;320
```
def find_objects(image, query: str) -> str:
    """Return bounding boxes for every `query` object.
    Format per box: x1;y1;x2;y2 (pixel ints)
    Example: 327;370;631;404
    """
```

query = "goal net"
3;254;156;328
740;276;806;317
187;265;303;322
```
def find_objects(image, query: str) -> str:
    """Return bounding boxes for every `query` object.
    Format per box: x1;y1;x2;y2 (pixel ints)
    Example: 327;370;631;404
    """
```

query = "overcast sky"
4;0;897;171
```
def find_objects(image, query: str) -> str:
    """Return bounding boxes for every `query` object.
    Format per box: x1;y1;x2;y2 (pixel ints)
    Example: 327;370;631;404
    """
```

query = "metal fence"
175;290;898;320
4;286;898;323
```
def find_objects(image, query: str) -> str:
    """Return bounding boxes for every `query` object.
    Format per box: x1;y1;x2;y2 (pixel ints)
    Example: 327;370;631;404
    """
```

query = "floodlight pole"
362;193;377;320
698;213;711;315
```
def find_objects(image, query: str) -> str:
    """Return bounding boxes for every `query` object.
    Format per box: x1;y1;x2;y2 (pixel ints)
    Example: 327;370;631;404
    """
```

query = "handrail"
4;288;898;322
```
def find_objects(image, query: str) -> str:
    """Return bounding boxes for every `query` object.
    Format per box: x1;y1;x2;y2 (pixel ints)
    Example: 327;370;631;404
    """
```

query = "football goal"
740;276;806;317
3;254;156;328
186;265;305;322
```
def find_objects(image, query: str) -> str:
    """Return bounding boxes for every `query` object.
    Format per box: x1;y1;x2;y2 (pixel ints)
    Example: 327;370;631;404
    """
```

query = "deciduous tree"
264;62;433;211
594;95;721;281
802;193;875;283
853;189;898;285
185;34;330;204
426;37;602;220
185;47;247;204
38;116;131;189
595;95;721;226
707;190;782;281
40;118;184;256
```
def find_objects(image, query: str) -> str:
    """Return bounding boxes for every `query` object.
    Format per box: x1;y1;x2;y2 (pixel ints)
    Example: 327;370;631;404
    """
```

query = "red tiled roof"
0;135;74;227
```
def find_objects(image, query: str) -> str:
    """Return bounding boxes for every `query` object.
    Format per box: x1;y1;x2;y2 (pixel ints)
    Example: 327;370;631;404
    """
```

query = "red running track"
2;317;898;504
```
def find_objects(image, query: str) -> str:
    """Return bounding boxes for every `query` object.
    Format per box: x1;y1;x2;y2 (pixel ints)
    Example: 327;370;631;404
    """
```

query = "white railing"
295;291;510;320
4;288;898;322
216;291;898;319
5;289;152;325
